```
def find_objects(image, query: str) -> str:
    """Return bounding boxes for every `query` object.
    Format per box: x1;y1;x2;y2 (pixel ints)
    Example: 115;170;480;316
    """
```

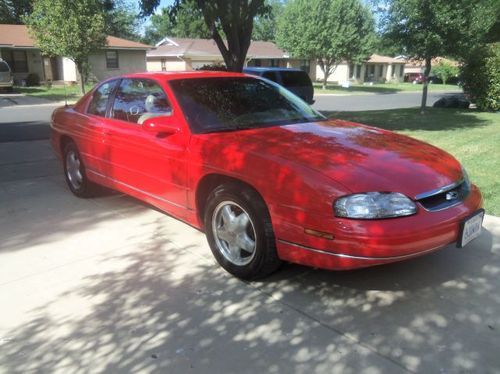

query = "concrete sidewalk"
1;140;499;373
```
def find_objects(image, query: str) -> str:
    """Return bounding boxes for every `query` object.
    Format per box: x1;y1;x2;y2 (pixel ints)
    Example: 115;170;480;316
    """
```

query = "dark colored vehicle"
243;67;314;104
0;59;14;92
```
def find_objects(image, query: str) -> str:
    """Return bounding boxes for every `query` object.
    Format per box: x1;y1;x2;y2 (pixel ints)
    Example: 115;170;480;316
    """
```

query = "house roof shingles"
148;37;287;59
0;24;150;49
368;54;405;64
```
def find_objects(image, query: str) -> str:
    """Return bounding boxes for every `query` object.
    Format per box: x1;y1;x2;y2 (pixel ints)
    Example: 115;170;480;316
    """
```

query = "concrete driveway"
1;138;499;373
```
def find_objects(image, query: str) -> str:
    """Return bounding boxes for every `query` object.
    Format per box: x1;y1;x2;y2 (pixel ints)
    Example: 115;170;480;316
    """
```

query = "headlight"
334;192;417;219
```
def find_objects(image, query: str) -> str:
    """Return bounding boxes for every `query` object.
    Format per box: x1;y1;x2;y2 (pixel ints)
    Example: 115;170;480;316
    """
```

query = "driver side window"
111;78;171;124
88;80;118;117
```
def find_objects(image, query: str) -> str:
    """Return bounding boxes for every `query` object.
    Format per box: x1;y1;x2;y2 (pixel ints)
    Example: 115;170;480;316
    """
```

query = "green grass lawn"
14;84;95;102
324;108;500;216
314;82;462;95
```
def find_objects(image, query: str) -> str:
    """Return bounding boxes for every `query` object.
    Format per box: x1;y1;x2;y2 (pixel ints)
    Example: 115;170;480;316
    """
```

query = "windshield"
169;77;324;134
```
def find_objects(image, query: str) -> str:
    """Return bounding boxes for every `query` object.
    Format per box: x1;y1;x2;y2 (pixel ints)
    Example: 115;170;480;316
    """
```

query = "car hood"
205;119;463;199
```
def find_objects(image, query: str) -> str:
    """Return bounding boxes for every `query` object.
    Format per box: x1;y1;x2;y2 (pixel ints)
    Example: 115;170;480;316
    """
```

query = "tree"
431;61;459;84
276;0;375;89
102;1;142;41
461;43;500;111
0;0;32;24
383;0;496;113
140;0;271;72
143;0;211;45
25;0;107;95
252;0;284;42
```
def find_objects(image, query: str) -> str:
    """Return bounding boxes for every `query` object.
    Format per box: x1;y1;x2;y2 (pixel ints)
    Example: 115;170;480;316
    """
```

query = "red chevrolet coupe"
51;71;484;279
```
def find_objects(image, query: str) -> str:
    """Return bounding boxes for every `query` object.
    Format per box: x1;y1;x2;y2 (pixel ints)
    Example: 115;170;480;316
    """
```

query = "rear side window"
88;80;118;117
0;61;10;72
280;71;311;86
262;71;279;83
111;78;171;124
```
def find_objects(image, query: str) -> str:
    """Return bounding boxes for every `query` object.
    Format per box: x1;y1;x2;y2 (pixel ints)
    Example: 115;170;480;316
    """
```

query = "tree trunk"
319;61;330;90
75;61;86;96
420;57;432;114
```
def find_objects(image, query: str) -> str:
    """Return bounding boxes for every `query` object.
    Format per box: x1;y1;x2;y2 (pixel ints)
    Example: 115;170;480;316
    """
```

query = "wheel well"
196;174;265;227
60;135;73;154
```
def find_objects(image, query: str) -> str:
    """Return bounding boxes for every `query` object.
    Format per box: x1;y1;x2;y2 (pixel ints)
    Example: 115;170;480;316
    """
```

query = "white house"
316;54;406;84
0;24;150;84
147;37;317;80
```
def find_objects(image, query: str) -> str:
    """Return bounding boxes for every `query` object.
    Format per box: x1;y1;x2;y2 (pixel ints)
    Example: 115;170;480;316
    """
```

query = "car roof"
243;67;304;73
119;70;251;81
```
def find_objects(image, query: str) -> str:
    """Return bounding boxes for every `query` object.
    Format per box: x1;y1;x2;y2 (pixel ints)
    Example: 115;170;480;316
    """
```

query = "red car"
51;72;484;279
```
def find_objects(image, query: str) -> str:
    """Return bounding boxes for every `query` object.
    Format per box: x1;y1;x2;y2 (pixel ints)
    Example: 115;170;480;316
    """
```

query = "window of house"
161;59;166;71
356;65;361;79
269;59;279;67
349;64;354;79
399;65;404;77
3;50;28;73
88;80;119;117
253;59;262;67
111;78;171;124
106;50;119;69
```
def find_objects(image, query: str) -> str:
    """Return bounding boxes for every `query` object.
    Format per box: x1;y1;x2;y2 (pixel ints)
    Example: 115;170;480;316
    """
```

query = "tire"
63;141;97;198
204;184;282;280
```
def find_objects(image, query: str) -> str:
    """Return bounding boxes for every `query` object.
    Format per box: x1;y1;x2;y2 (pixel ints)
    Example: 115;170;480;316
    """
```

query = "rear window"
280;71;311;86
0;61;10;72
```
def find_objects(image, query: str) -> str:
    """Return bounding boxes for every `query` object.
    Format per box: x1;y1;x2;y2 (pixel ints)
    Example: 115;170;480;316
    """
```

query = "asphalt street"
312;91;463;111
0;102;60;142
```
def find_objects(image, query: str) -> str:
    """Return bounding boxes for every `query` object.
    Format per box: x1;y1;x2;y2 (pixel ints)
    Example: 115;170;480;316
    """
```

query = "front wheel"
204;184;282;280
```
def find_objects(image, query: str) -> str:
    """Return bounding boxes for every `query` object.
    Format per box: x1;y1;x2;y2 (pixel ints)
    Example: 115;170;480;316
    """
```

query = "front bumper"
0;81;13;88
274;184;483;270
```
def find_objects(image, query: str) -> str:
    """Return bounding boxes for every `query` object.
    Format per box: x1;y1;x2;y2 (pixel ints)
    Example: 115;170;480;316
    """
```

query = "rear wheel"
204;184;282;280
63;142;96;197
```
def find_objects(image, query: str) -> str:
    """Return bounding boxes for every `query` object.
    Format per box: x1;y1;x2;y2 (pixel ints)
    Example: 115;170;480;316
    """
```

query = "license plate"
458;209;484;248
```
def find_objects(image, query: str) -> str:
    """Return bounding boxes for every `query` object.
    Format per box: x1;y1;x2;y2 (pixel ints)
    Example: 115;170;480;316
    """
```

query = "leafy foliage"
0;0;32;24
383;0;497;112
461;43;500;111
25;0;107;94
103;1;142;41
431;62;459;84
276;0;375;89
143;0;211;45
195;63;227;71
140;0;270;72
252;0;284;42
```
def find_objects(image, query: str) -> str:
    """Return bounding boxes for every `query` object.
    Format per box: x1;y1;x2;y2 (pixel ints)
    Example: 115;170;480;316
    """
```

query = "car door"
0;60;13;87
78;79;120;175
102;77;189;211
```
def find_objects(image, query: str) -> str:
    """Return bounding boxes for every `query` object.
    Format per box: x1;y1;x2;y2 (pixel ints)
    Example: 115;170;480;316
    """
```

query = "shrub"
461;43;500;111
431;62;459;84
195;63;227;71
25;73;40;86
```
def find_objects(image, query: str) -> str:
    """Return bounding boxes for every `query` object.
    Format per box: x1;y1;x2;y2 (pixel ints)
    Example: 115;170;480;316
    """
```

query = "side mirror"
142;115;180;136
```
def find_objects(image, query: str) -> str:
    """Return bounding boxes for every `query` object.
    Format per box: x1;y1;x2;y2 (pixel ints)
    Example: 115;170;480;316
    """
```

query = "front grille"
416;180;470;211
